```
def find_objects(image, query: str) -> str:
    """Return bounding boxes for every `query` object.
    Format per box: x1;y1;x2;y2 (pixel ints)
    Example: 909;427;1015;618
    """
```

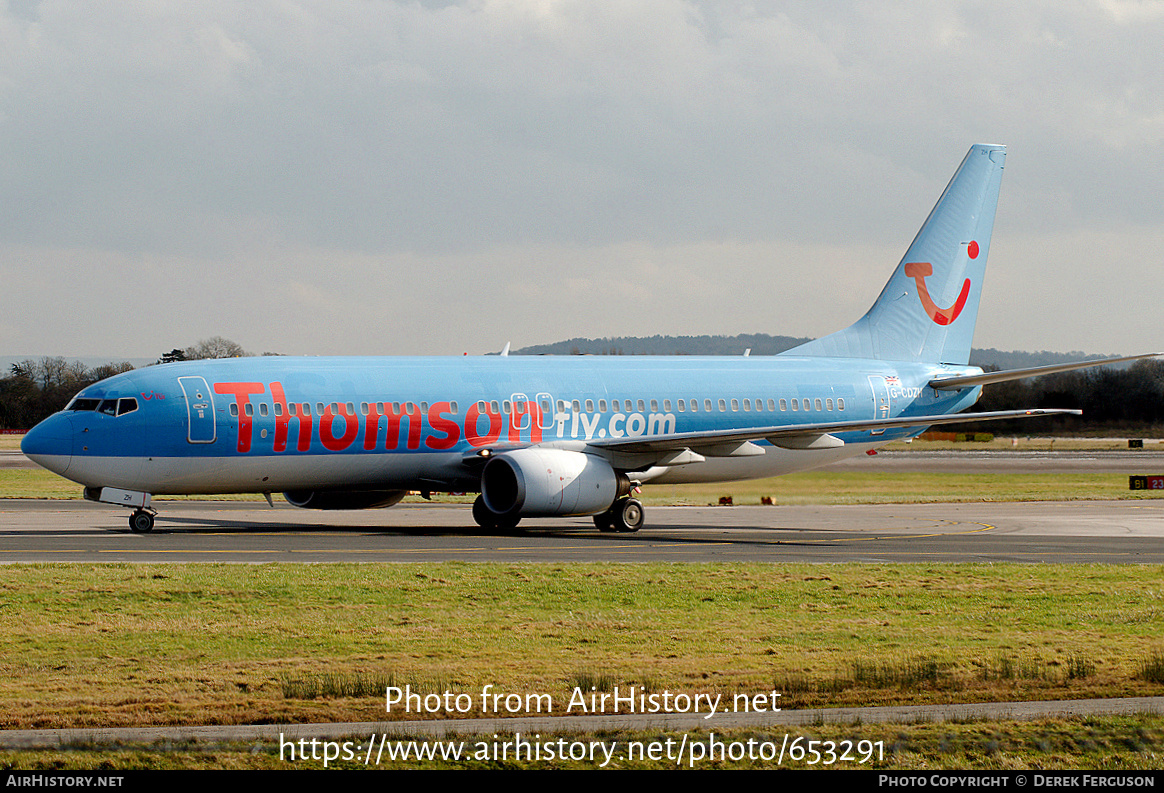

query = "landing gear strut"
594;497;644;533
129;509;155;533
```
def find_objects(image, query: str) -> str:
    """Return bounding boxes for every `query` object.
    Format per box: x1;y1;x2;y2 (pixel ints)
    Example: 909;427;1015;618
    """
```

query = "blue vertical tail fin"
785;143;1006;365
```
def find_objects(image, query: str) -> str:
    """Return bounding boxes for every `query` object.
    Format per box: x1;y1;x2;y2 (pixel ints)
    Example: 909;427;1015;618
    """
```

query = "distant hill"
2;344;1125;371
516;334;814;357
515;336;1122;368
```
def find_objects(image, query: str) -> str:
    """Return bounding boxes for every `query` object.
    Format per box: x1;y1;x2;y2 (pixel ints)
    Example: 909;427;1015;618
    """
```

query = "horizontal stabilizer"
930;353;1162;390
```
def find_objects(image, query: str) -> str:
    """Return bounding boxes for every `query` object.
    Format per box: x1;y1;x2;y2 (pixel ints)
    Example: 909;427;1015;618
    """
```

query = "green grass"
4;562;1164;769
642;471;1158;505
3;563;1164;732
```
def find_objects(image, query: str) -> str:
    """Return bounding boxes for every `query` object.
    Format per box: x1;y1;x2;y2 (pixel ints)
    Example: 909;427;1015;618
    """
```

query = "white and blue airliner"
21;145;1152;533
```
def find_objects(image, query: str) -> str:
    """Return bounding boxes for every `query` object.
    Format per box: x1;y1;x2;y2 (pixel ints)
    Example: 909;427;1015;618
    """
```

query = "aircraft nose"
21;413;74;475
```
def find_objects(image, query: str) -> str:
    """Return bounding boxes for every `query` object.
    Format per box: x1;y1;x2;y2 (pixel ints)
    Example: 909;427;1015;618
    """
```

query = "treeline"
956;359;1164;435
0;337;253;431
0;358;136;430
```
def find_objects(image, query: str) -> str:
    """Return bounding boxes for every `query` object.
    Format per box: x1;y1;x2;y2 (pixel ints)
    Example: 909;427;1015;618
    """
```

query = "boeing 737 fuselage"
21;144;1152;533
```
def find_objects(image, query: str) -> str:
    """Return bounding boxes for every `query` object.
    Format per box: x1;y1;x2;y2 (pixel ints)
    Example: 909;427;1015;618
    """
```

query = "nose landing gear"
83;487;157;533
129;509;156;533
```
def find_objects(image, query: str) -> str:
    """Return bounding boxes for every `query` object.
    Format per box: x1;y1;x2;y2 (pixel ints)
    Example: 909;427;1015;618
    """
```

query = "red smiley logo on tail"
903;241;977;326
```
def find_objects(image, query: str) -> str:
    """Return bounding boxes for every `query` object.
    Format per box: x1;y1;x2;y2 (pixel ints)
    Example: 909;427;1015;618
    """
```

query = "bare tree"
183;337;250;360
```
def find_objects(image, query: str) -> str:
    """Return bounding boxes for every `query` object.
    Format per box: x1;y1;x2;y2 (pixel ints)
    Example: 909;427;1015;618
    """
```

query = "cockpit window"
68;397;138;416
67;398;101;411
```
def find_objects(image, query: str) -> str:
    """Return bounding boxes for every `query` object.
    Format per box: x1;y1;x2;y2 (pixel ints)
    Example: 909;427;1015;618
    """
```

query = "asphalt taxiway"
5;445;1164;562
3;498;1164;563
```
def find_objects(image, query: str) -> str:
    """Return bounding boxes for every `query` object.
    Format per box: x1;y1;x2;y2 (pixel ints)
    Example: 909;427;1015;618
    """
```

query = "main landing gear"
472;495;521;531
129;509;156;533
593;497;644;533
470;494;644;533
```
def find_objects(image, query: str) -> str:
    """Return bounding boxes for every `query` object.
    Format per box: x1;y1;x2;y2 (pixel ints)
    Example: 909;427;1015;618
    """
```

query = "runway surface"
3;498;1164;563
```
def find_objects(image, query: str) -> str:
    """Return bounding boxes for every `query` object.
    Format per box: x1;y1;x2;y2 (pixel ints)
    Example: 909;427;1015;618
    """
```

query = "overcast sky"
2;1;1162;359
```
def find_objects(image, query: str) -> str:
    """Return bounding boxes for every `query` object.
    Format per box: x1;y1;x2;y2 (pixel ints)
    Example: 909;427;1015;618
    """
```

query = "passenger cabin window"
826;398;834;411
718;399;726;412
704;399;712;412
677;399;685;412
585;399;594;412
815;398;823;411
838;398;846;411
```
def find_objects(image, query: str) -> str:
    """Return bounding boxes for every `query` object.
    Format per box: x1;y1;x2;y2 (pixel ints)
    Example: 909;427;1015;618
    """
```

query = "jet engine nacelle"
481;448;629;517
283;490;407;510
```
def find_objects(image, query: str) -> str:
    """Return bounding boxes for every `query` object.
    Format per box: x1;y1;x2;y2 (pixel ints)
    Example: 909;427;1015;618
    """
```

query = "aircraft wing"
584;408;1079;455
